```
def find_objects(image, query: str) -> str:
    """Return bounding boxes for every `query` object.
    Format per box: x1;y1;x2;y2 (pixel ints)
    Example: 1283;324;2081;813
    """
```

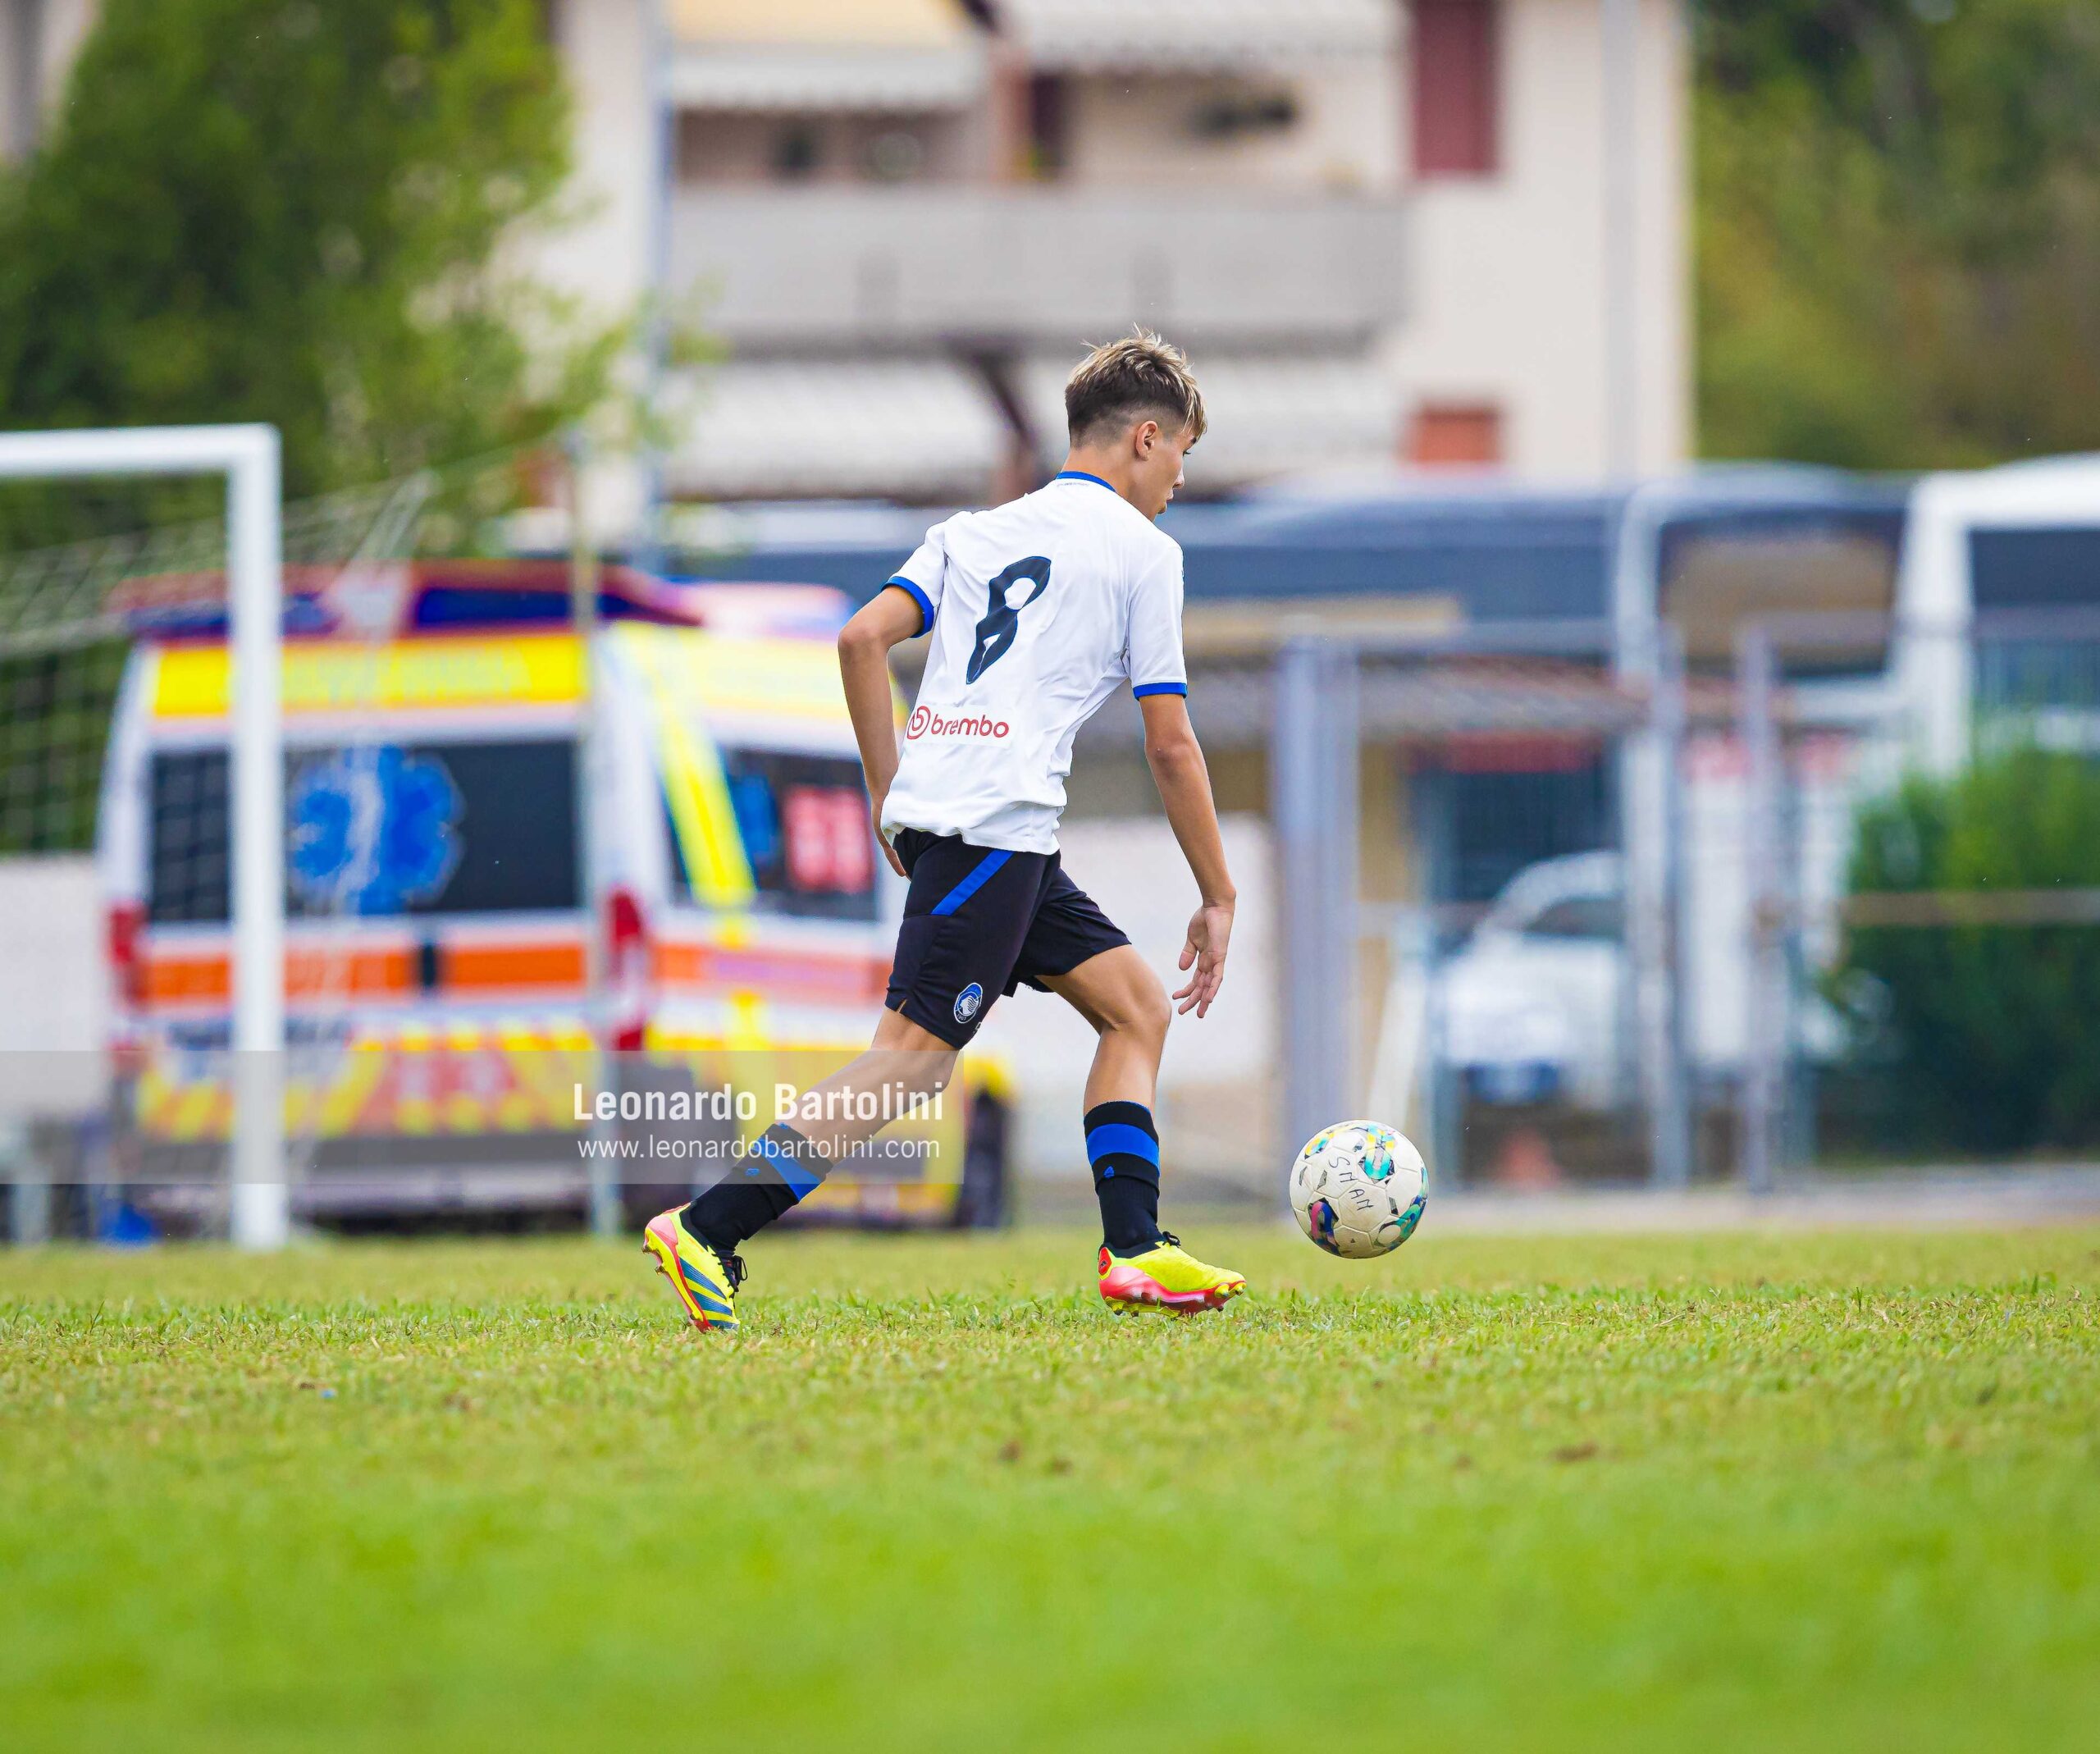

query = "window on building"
1026;74;1068;179
1409;403;1504;467
770;122;824;181
862;127;927;182
1189;85;1300;142
1411;0;1500;178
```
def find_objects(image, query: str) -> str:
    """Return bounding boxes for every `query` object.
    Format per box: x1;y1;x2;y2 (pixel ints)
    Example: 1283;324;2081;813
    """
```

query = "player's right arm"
838;586;927;878
1126;530;1229;1015
1140;692;1235;1018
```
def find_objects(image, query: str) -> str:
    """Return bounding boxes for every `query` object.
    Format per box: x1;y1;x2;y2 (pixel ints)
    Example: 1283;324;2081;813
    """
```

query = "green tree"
0;0;606;538
1833;744;2100;1153
1697;1;2100;467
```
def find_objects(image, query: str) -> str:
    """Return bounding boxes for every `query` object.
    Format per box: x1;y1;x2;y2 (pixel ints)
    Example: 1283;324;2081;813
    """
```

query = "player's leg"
646;833;1039;1331
1038;944;1170;1251
1048;943;1170;1110
675;1004;956;1240
646;1005;956;1331
787;1006;961;1159
1025;883;1246;1314
645;1006;956;1333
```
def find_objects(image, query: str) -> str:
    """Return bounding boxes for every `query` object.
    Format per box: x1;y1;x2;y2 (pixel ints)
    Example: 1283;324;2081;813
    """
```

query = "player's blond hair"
1064;329;1208;446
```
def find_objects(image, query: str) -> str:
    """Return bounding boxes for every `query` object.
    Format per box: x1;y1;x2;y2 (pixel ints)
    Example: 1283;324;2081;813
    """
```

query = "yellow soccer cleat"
642;1207;743;1334
1097;1233;1247;1316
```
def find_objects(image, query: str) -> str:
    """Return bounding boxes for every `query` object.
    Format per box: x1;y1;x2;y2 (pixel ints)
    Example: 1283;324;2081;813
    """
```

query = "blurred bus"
1890;455;2100;768
96;562;1004;1230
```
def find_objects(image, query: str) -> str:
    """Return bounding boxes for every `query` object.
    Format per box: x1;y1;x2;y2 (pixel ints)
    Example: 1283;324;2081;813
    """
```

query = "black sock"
681;1122;826;1254
1085;1101;1164;1256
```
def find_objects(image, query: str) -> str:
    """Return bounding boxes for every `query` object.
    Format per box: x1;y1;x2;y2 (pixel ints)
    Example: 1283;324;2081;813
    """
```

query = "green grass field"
4;1223;2098;1752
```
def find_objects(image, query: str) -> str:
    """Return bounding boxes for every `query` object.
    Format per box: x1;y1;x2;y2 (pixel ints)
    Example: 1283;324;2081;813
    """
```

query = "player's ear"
1134;418;1158;458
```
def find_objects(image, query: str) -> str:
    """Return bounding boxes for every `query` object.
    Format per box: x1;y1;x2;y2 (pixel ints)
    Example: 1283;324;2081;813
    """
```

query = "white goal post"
0;425;286;1249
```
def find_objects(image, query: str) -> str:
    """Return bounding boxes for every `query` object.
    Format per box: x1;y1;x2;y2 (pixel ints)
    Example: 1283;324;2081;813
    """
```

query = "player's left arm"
1140;692;1236;1017
838;587;926;877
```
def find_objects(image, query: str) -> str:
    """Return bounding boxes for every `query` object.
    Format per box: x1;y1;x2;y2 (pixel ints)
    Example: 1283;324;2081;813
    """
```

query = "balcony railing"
670;187;1407;348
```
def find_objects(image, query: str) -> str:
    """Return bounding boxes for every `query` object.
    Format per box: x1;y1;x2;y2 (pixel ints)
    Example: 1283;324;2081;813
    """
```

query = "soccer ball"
1289;1121;1428;1258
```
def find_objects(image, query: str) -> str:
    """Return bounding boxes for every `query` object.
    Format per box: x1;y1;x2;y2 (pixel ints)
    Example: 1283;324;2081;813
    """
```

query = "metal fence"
1737;610;2100;1185
1271;619;1691;1192
1267;607;2100;1195
16;559;2100;1237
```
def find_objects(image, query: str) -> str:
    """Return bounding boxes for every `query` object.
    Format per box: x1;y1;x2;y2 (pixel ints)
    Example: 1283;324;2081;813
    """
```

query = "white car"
1438;852;1628;1110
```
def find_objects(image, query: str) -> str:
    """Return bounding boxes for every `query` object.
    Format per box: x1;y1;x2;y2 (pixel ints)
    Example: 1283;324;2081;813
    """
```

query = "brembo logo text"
906;705;1010;741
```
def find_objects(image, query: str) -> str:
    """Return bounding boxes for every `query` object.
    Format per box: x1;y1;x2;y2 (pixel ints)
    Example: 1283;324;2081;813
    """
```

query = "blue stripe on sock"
929;847;1011;916
1086;1122;1160;1168
750;1134;823;1199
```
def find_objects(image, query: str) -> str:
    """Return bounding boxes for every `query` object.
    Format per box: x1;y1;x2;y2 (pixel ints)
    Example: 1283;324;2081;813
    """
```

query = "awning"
669;0;987;111
1023;352;1402;488
669;0;974;46
669;45;986;110
664;358;1010;500
996;0;1398;72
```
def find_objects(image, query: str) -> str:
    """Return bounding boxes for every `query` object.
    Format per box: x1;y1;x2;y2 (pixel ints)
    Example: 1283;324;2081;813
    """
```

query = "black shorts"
884;829;1130;1047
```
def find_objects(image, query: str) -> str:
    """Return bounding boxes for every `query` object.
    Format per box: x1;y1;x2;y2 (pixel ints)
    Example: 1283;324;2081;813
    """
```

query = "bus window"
667;748;877;921
148;751;231;925
146;740;579;924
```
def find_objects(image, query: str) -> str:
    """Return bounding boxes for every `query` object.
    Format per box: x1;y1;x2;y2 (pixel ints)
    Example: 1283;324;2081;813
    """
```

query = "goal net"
0;427;975;1251
0;427;532;1246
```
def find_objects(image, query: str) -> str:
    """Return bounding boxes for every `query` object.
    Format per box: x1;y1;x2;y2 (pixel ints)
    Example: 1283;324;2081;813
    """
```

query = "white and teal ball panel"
1289;1121;1428;1259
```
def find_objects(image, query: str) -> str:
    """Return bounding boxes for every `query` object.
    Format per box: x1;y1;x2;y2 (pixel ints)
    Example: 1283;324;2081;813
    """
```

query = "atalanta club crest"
952;982;984;1025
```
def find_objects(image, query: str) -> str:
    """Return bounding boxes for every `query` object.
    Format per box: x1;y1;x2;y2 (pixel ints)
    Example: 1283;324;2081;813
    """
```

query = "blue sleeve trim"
884;577;935;637
1132;681;1188;699
1086;1122;1162;1168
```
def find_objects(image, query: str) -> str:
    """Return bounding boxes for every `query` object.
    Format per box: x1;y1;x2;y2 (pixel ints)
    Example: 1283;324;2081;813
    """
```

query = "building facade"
539;0;1688;509
5;1;1688;507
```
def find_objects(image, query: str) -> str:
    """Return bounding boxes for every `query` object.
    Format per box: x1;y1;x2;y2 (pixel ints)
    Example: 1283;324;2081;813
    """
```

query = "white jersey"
879;470;1188;855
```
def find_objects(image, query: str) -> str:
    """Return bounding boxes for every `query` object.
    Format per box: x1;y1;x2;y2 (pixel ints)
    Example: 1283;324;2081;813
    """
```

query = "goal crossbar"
0;425;286;1249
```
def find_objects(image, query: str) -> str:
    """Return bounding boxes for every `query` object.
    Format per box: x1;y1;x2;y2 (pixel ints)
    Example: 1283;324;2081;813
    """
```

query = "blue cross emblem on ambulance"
288;746;463;916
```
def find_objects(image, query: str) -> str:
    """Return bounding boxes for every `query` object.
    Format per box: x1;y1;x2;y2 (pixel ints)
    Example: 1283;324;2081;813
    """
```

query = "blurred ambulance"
97;561;1002;1227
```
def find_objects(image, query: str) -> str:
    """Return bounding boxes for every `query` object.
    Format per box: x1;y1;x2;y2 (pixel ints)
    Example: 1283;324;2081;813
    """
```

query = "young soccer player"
645;332;1244;1331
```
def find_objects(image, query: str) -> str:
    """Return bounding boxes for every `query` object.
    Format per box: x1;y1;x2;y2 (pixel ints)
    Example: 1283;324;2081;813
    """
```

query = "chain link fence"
0;455;532;1242
1737;610;2100;1185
